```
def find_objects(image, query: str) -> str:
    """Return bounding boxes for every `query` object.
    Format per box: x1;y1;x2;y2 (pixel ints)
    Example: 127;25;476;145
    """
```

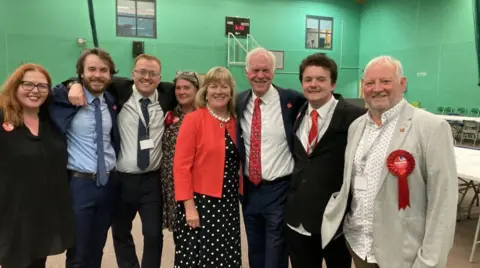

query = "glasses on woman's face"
20;81;50;93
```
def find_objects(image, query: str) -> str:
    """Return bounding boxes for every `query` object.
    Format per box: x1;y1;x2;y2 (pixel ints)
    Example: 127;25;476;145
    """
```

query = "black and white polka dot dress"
174;130;242;268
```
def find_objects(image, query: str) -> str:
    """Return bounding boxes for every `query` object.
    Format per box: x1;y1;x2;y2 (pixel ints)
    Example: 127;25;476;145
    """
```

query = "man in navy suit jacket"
49;48;120;268
236;47;306;268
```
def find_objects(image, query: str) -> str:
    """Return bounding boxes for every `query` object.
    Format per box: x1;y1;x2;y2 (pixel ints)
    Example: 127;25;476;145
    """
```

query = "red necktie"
307;110;319;154
248;98;262;185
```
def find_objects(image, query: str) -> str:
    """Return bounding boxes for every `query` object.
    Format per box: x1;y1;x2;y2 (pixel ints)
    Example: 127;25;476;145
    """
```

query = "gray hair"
245;47;276;72
363;55;404;80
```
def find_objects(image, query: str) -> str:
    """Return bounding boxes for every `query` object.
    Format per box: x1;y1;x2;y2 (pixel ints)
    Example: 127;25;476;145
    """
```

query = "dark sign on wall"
225;17;250;37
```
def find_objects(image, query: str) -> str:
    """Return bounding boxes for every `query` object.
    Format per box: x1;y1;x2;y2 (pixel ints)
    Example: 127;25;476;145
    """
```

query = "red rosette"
386;150;415;210
164;111;174;126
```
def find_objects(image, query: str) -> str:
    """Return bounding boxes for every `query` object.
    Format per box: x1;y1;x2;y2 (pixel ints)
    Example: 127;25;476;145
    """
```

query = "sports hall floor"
45;191;480;268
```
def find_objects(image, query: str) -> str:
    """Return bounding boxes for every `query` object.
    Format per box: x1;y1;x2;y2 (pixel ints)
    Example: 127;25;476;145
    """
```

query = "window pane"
117;15;136;36
117;0;156;38
137;1;155;37
306;31;319;48
137;1;155;17
306;18;319;29
137;17;155;38
320;20;332;31
306;15;333;50
117;0;135;16
320;19;332;49
318;34;332;49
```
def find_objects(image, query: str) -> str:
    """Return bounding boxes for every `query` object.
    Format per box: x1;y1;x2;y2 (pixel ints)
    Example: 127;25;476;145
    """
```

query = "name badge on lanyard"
140;139;154;150
353;175;367;190
135;96;155;150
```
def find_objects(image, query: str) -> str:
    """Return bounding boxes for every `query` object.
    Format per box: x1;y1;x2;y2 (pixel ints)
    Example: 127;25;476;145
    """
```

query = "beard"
82;77;111;95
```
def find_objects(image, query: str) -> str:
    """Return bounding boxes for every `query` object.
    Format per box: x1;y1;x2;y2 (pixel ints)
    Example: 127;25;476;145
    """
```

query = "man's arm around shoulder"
49;83;79;136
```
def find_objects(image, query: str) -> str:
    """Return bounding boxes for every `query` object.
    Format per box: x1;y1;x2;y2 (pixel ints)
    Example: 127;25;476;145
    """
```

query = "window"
305;16;333;50
116;0;156;38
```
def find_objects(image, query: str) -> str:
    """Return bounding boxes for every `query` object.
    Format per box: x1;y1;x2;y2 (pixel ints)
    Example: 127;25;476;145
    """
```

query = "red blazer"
173;107;243;201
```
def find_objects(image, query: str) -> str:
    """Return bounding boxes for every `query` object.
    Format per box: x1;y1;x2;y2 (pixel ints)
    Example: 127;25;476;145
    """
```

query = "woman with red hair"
0;64;74;268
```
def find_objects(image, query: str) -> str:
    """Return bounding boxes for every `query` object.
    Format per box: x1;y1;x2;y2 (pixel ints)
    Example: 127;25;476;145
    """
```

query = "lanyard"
134;91;157;138
357;100;405;174
358;123;386;174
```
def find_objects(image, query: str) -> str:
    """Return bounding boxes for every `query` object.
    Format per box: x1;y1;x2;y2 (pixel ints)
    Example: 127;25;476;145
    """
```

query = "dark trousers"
66;173;119;268
26;257;47;268
3;257;47;268
112;171;163;268
346;241;380;268
285;227;351;268
242;176;290;268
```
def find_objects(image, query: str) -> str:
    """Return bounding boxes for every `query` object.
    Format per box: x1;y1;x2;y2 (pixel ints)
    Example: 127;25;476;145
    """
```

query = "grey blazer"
321;103;458;268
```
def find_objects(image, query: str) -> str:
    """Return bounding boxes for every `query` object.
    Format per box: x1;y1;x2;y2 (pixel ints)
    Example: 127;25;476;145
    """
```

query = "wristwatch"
67;81;80;90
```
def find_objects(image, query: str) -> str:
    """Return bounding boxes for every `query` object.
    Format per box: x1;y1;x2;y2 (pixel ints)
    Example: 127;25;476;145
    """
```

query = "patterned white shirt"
343;99;406;263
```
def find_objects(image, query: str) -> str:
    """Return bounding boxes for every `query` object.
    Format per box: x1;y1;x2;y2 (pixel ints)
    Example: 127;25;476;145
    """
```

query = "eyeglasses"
176;71;196;76
20;81;50;93
175;71;199;86
134;69;161;78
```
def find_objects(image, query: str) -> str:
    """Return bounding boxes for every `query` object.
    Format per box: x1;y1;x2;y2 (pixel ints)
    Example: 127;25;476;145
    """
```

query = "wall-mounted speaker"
132;41;144;57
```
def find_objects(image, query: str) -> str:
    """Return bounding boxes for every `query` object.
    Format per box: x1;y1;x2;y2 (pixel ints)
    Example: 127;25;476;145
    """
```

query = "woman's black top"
0;110;74;267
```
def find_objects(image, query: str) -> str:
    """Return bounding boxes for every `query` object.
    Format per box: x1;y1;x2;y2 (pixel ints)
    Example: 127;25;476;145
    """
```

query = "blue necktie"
93;98;108;186
137;98;151;170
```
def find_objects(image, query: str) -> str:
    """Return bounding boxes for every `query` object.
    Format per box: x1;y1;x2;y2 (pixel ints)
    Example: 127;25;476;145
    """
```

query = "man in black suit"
284;53;365;268
66;54;176;268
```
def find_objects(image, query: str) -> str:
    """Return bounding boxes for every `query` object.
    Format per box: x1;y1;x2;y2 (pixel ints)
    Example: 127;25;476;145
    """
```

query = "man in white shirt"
321;55;457;268
236;47;305;268
284;53;365;268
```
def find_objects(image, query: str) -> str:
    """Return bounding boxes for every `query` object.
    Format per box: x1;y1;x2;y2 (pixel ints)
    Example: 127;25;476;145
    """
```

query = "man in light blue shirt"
50;48;120;268
66;88;116;173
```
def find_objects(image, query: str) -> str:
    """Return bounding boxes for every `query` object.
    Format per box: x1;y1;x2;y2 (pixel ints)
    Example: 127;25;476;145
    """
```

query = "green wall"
0;0;361;96
359;0;480;112
0;0;7;82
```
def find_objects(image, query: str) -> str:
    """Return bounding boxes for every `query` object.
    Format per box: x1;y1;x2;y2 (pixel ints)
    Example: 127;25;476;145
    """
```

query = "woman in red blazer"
173;67;242;267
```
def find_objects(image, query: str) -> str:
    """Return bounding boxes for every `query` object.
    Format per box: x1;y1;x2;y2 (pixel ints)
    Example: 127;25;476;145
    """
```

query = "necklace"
207;104;230;123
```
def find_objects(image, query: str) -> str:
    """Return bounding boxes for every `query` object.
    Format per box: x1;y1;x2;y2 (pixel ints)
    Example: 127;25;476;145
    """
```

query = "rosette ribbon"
386;150;415;210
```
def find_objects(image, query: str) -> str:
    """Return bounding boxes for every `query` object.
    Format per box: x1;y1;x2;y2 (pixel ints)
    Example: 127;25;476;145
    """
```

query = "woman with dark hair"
0;63;74;268
160;70;201;232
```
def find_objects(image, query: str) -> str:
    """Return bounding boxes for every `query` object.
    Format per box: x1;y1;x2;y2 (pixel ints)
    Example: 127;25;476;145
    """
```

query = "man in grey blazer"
321;55;458;268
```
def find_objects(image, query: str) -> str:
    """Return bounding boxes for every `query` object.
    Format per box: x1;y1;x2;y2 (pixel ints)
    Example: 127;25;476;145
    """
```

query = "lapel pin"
400;127;405;132
287;103;292;108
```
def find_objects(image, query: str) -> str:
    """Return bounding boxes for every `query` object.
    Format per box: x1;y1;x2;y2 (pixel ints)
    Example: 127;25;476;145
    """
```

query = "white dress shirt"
116;86;165;173
240;85;294;181
343;99;406;263
287;95;338;236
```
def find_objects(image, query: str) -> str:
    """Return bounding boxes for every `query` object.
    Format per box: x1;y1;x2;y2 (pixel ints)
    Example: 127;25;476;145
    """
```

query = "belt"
69;170;113;180
116;169;160;176
247;174;291;186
